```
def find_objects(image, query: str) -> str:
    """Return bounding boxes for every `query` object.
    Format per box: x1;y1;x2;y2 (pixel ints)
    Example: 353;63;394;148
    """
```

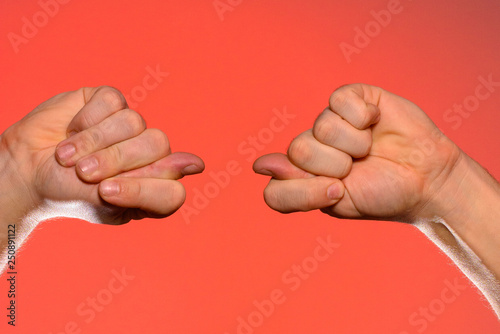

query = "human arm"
253;83;500;317
0;86;204;272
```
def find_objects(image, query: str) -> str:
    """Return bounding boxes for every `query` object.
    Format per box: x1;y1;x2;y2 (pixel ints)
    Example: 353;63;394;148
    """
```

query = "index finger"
329;83;382;130
253;153;314;180
66;86;129;136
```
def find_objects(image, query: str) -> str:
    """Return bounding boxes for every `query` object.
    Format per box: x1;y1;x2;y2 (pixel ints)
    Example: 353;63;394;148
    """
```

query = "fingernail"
78;156;99;176
56;143;76;162
327;182;342;200
100;181;120;196
254;168;274;177
182;164;203;175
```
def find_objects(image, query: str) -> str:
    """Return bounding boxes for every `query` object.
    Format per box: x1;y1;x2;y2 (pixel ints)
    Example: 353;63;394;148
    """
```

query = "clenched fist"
0;86;204;270
254;83;500;316
253;83;460;221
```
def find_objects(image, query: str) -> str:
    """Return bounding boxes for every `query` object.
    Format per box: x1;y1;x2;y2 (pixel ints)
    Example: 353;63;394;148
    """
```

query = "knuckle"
169;182;186;208
80;111;98;129
134;181;142;199
123;179;139;198
148;129;170;153
313;115;337;144
121;180;140;200
356;133;372;158
153;182;185;216
287;136;311;166
264;183;292;214
358;110;372;128
304;187;317;211
76;132;97;153
109;144;125;164
357;146;370;159
97;86;127;110
263;184;280;211
329;90;348;110
123;109;147;134
88;128;103;148
338;155;353;178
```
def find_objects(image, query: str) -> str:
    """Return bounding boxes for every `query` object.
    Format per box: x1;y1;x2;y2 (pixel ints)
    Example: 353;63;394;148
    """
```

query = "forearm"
414;153;500;317
0;136;39;273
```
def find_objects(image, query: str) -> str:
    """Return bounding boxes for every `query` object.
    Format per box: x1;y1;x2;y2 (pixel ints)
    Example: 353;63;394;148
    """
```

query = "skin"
0;83;498;317
0;86;205;271
254;83;500;317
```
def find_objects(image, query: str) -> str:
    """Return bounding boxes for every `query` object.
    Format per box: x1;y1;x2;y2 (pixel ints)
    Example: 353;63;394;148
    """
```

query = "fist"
1;86;204;224
253;84;461;223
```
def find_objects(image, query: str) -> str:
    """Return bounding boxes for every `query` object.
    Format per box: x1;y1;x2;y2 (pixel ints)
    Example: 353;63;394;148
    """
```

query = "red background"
1;0;500;333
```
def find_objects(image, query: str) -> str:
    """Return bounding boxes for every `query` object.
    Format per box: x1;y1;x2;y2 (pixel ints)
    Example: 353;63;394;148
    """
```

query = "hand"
253;83;462;222
253;83;500;317
0;86;205;225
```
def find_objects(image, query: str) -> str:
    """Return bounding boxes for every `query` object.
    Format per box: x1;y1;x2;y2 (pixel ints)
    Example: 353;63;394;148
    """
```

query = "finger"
118;152;205;179
287;130;352;178
253;153;313;180
56;109;146;167
263;176;344;213
67;86;129;135
99;177;186;217
329;83;382;130
76;128;170;183
313;108;372;158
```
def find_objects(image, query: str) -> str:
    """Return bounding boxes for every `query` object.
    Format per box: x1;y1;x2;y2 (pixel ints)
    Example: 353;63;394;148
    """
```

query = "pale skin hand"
253;83;500;317
0;86;205;271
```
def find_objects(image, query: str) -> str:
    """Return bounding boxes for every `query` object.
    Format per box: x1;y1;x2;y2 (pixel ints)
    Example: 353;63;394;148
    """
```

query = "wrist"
0;133;39;225
0;131;42;273
417;149;500;278
426;152;500;231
